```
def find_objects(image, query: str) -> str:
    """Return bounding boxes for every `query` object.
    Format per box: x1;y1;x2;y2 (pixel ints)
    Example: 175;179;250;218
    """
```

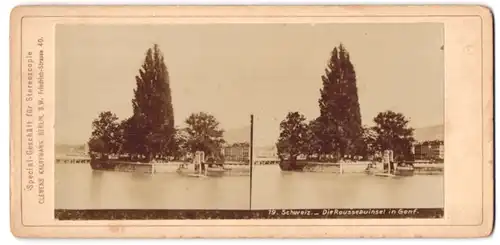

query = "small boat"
176;164;199;176
365;162;383;175
395;163;415;176
206;167;227;177
366;160;407;178
374;172;397;178
176;162;228;177
186;173;207;178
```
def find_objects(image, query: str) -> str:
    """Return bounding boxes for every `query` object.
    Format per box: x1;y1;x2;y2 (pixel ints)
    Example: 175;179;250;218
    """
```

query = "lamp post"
249;114;254;210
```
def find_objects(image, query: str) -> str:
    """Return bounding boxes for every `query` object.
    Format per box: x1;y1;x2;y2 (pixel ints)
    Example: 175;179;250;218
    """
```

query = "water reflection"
55;164;443;209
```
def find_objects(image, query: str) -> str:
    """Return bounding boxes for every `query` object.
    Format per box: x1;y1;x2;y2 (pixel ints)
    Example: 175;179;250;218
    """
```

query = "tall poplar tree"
125;44;176;161
317;43;363;159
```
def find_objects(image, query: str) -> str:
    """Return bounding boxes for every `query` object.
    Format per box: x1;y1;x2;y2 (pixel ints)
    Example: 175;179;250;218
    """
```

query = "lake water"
55;164;444;209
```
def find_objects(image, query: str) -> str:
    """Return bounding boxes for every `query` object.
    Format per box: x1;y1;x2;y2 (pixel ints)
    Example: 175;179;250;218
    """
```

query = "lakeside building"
413;140;444;160
222;142;250;162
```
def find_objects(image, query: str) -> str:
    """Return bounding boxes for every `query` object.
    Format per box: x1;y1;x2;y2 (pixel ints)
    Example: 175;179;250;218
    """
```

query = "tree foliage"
171;127;189;160
87;44;177;162
272;44;422;163
317;43;363;159
359;125;377;159
371;110;415;160
125;44;176;161
184;112;225;158
276;112;309;162
304;118;323;159
88;111;122;157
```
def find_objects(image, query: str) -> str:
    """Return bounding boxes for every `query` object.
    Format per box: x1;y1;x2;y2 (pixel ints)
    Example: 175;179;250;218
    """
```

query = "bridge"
253;157;280;165
55;154;91;164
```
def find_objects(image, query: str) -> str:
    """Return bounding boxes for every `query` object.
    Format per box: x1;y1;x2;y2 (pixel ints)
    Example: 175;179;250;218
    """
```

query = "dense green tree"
359;125;377;160
317;43;363;159
304;118;323;160
88;111;122;157
171;127;189;160
88;138;107;157
184;112;225;158
276;112;309;164
126;44;176;161
371;110;415;161
120;116;143;159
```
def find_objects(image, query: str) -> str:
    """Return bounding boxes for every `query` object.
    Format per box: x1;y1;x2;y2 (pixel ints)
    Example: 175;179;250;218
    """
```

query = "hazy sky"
56;23;444;147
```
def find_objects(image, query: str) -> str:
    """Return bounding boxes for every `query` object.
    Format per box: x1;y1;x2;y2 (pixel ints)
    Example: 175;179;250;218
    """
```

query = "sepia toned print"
54;23;444;219
10;5;493;238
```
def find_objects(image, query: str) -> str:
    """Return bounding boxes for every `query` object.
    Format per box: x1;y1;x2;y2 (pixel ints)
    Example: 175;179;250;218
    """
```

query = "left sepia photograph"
54;25;253;212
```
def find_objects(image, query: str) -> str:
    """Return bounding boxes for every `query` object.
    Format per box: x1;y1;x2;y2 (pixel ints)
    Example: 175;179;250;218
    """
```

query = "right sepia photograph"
55;22;444;219
249;23;444;211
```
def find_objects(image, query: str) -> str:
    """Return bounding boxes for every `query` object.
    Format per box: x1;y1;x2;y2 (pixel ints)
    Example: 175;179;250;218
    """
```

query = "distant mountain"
254;145;278;158
223;126;251;144
413;124;444;142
